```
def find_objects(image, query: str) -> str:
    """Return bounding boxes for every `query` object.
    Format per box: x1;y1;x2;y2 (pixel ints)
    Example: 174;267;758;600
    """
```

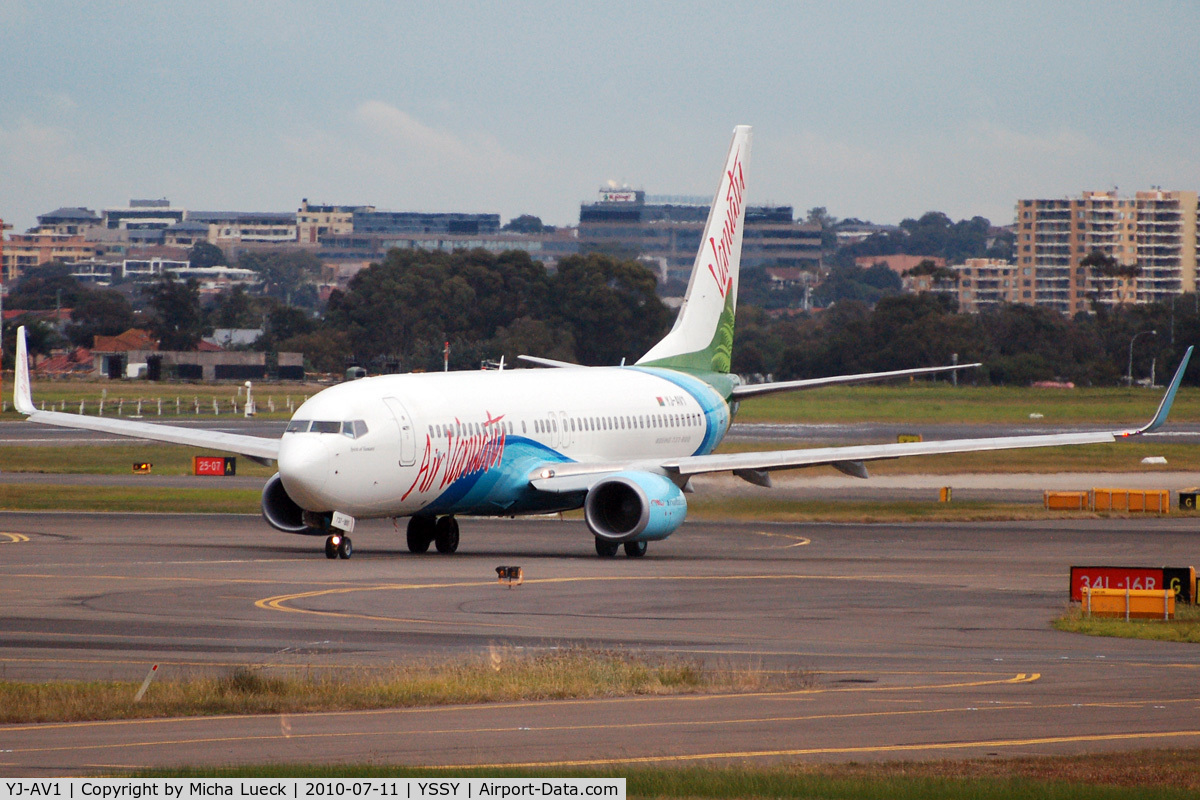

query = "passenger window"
285;419;311;433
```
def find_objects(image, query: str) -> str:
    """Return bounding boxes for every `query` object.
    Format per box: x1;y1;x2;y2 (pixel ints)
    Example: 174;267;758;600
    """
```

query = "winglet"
13;326;36;415
1117;345;1192;437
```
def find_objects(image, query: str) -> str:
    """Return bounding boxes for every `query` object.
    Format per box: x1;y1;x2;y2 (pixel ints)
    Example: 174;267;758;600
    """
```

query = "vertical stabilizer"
14;326;36;415
637;124;751;374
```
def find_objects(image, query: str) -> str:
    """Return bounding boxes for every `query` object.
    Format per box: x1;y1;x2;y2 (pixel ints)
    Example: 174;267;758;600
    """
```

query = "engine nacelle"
261;473;326;536
584;471;687;543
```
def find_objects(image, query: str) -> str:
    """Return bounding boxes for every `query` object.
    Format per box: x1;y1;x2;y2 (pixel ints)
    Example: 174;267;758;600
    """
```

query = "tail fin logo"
706;152;745;299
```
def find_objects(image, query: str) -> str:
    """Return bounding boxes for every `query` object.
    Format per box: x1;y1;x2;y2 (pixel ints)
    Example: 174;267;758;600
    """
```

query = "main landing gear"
595;538;648;558
324;533;353;559
406;515;460;554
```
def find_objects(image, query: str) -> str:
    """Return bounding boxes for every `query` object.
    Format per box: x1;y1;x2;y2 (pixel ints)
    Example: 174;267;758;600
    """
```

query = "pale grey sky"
2;1;1198;232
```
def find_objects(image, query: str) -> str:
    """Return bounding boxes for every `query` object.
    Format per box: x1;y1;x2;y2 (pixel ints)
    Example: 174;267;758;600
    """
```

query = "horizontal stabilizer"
517;355;585;369
731;362;982;400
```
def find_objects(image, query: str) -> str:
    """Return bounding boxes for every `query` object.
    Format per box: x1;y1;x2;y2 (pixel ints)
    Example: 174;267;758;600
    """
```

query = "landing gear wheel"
623;540;647;558
434;516;460;554
336;535;353;559
595;538;619;558
406;516;434;553
324;536;337;559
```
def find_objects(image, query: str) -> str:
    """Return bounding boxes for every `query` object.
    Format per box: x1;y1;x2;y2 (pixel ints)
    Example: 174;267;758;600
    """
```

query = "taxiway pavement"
0;513;1198;774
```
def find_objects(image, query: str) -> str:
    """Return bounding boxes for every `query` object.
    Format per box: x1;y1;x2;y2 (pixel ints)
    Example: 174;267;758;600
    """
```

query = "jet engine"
584;471;687;543
261;472;324;535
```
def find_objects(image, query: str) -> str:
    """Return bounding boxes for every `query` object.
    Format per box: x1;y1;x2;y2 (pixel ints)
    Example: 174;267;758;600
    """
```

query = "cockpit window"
341;420;370;438
285;419;311;433
311;421;341;434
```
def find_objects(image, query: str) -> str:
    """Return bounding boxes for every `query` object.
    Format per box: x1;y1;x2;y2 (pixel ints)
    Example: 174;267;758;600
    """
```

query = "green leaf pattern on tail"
643;285;736;374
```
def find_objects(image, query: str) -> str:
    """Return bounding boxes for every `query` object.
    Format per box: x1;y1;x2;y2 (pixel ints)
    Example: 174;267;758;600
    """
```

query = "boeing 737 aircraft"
12;125;1193;559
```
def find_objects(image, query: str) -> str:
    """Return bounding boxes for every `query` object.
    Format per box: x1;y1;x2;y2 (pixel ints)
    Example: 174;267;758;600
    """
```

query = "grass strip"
0;484;262;513
0;650;808;724
0;444;277;476
4;483;1190;522
736;383;1200;425
130;752;1200;797
686;496;1184;523
1054;602;1200;644
716;440;1200;474
6;380;1200;426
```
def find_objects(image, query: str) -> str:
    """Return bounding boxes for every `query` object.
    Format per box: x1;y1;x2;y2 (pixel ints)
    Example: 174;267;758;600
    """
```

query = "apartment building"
1016;190;1199;314
2;233;97;281
296;200;375;244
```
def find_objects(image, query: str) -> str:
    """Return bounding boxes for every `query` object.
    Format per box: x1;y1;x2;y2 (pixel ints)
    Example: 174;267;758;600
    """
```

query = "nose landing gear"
325;533;353;559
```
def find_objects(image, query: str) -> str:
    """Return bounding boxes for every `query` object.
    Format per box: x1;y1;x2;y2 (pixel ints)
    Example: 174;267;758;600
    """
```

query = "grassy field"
717;439;1200;473
4;482;1191;522
0;376;321;420
0;649;806;724
134;753;1200;798
734;382;1200;425
0;444;278;475
0;484;263;513
1054;601;1200;644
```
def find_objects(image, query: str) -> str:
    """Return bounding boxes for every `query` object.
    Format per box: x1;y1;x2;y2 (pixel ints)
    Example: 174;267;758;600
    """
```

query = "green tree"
207;285;264;330
502;214;544;233
551;253;671;365
143;275;204;350
490;316;576;365
7;272;85;310
240;250;322;307
66;289;136;348
277;329;351;373
188;241;226;269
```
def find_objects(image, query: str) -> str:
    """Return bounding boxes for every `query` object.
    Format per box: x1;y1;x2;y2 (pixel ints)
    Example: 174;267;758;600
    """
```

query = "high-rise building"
1015;190;1199;314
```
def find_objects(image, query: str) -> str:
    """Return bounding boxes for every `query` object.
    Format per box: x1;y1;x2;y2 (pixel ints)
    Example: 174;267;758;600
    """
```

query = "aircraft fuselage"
278;366;732;519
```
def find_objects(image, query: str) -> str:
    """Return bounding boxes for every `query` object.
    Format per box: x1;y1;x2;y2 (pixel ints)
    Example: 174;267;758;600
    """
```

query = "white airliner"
12;125;1193;559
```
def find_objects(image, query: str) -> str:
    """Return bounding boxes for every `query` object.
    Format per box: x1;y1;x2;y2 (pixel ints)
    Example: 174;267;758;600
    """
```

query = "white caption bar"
0;780;625;800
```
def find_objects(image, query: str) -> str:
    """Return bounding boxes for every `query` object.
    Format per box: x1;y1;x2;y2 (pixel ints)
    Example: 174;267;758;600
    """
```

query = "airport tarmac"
0;512;1198;774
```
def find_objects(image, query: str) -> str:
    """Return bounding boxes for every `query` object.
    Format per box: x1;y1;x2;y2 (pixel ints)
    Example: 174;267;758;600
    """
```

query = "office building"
577;190;821;285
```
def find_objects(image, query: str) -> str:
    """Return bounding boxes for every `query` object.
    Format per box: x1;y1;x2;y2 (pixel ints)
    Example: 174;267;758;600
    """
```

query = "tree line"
5;246;1198;386
735;293;1200;386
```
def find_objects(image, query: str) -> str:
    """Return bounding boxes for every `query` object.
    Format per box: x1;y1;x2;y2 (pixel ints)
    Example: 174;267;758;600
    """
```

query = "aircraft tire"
337;535;353;559
407;516;434;553
435;516;460;554
623;541;647;558
324;536;337;559
595;538;619;558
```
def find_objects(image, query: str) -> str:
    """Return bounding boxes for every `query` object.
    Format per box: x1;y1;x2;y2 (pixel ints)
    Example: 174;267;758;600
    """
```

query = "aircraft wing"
13;326;280;462
531;346;1192;493
730;362;982;399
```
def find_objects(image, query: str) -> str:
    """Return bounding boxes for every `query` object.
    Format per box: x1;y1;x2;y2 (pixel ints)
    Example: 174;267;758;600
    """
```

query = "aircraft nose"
279;436;332;509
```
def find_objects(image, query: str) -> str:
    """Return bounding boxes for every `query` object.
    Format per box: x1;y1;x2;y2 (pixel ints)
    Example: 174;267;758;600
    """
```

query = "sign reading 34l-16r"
1070;566;1195;603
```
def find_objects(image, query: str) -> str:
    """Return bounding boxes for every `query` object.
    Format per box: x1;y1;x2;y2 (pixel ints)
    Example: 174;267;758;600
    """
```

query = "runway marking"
448;729;1200;769
255;572;905;626
0;532;30;544
10;716;1200;765
749;531;811;549
0;673;1051;734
